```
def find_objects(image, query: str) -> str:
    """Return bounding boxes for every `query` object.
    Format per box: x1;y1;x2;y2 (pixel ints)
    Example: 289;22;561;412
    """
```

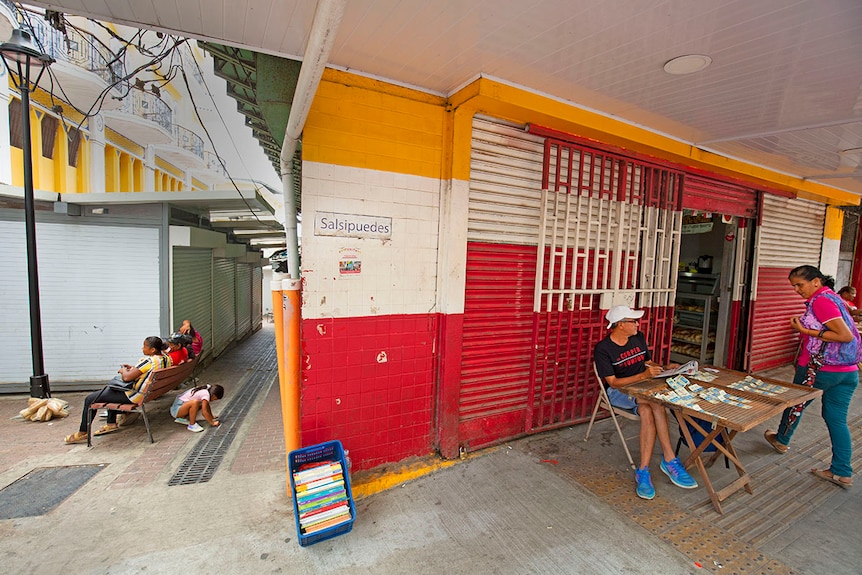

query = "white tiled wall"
302;162;442;319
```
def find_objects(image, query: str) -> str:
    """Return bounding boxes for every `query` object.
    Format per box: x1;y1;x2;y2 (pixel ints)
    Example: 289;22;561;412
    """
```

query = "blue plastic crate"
289;440;355;547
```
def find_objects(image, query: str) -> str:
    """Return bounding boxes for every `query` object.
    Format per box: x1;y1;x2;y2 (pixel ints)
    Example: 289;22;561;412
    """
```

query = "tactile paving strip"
686;414;862;546
168;335;276;486
543;419;832;575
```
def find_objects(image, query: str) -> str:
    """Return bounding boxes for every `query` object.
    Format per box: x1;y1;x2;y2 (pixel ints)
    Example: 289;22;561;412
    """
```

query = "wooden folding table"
625;367;822;514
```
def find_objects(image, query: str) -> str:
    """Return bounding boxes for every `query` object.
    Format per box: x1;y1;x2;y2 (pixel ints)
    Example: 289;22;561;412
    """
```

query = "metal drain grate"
0;465;104;518
168;335;277;486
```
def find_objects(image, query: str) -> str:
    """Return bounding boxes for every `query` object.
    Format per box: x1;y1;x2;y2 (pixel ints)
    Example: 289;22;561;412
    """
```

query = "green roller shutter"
252;266;263;329
212;257;236;356
172;248;213;361
236;263;252;339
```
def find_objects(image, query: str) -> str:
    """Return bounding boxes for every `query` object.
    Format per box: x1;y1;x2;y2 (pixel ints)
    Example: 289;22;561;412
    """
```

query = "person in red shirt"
163;334;189;366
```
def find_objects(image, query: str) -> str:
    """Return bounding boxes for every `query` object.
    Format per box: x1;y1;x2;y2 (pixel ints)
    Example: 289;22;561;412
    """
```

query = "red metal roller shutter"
748;195;825;371
459;242;537;450
683;175;757;218
749;267;806;371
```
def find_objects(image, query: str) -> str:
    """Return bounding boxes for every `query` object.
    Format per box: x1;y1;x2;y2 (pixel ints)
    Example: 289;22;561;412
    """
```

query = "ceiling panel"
21;0;862;196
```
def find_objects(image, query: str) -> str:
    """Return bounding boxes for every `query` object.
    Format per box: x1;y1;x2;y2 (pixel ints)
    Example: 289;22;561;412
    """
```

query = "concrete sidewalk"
1;326;860;574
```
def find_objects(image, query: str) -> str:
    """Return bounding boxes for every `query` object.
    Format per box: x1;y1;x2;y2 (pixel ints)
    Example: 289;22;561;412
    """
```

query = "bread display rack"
672;273;718;364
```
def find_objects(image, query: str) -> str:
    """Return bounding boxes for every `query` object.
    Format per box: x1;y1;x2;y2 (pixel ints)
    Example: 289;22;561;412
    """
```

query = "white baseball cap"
605;305;645;328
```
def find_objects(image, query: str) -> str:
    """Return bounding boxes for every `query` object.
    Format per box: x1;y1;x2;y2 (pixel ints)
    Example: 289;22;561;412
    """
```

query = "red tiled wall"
300;313;438;470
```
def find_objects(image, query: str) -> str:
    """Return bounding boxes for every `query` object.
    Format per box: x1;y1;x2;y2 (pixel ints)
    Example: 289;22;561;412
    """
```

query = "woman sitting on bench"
64;336;168;444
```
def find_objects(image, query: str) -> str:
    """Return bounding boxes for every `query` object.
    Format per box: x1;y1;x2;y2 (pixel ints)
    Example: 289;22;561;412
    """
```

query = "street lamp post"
0;29;53;398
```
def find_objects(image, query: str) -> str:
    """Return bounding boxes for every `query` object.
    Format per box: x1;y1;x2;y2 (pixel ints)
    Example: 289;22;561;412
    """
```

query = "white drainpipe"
280;0;347;278
275;0;347;462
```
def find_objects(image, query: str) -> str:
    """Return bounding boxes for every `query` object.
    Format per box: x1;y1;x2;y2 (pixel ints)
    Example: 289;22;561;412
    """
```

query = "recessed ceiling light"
663;54;712;75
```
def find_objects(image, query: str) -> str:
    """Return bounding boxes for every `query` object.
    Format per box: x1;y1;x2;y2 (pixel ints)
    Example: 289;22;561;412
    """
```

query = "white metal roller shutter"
235;263;252;339
756;195;825;267
212;257;236;356
252;266;262;329
468;116;546;245
749;195;826;371
172;247;213;359
0;220;159;385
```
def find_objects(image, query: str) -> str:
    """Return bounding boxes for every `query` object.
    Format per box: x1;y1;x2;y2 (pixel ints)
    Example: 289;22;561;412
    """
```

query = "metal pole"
20;80;50;398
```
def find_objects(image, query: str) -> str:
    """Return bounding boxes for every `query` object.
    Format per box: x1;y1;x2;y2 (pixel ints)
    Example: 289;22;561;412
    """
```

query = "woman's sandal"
811;468;852;489
92;424;121;436
64;431;88;444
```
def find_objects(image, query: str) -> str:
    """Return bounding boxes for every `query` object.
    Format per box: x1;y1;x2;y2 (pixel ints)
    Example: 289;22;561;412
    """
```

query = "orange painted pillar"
271;278;286;398
279;278;302;495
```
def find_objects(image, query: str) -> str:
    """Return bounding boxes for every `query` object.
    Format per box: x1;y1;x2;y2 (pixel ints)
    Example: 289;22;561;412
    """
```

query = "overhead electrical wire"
177;47;276;229
8;5;276;229
13;5;188;132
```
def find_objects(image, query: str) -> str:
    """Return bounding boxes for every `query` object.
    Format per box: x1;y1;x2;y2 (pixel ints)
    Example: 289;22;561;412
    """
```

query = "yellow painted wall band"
154;156;184;178
304;71;446;179
105;128;144;157
824;207;844;241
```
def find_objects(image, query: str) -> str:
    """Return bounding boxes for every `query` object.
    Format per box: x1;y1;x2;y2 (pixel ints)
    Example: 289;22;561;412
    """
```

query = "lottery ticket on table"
666;375;691;397
696;387;752;408
689;370;718;383
654;391;704;412
727;375;787;396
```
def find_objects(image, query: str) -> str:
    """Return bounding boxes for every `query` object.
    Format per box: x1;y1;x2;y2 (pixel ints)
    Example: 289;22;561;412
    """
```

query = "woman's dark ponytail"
788;265;835;289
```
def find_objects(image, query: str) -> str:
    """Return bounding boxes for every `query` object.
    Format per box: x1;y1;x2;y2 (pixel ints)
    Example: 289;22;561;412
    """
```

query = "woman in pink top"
169;384;224;432
179;319;204;357
764;265;859;488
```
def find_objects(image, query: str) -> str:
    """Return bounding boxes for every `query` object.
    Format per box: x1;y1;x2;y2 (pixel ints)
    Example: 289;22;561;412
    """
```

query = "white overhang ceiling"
21;0;862;200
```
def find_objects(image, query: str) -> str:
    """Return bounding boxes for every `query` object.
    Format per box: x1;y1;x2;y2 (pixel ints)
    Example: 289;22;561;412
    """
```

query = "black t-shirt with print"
594;332;652;384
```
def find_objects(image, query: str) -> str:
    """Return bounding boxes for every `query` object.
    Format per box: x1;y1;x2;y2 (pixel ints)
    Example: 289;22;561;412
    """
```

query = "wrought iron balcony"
174;125;204;160
116;87;173;132
103;87;173;144
203;150;227;177
24;15;126;92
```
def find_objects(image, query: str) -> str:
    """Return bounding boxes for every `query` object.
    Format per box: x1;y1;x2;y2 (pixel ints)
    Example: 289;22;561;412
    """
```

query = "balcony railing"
115;88;173;132
174;125;204;160
24;16;127;89
203;150;227;177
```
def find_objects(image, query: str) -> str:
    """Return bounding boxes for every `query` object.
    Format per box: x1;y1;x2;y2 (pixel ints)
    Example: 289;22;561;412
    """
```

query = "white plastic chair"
584;362;638;469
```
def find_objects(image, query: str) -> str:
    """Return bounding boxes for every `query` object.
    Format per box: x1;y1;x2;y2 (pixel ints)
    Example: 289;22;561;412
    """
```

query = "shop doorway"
673;210;755;370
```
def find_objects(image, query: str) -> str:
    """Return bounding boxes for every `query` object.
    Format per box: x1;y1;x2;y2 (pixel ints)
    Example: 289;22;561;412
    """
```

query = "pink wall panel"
301;313;438;470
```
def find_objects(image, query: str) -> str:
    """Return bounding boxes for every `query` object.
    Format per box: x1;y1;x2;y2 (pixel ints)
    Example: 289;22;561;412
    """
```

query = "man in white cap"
594;305;698;500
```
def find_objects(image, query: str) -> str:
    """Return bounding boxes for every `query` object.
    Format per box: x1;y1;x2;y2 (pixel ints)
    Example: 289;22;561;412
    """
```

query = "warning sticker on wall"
339;248;361;275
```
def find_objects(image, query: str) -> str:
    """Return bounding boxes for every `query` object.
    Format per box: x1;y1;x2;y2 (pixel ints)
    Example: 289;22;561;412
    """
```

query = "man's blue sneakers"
635;467;655;499
660;457;698;489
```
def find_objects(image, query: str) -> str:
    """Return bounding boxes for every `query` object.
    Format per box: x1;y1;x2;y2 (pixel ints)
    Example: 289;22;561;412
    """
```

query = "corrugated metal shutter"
212;257;236;356
235;263;252;339
460;117;681;450
0;221;160;385
468;117;545;245
682;175;757;218
460;117;545;450
172;247;213;360
749;195;825;371
252;266;262;329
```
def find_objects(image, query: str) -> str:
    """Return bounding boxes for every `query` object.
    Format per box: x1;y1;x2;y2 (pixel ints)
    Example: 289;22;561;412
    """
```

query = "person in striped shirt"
64;336;168;444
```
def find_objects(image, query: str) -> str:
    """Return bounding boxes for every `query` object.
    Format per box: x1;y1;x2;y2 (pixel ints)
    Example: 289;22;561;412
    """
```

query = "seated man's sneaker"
635;467;655;500
660;457;698;489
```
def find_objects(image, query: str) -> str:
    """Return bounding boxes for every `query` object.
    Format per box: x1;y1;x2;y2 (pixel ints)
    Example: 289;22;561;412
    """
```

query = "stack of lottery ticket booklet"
726;375;788;397
653;375;753;414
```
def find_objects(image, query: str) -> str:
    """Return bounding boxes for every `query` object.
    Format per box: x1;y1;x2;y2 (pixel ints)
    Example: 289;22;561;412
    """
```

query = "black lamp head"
0;29;48;63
